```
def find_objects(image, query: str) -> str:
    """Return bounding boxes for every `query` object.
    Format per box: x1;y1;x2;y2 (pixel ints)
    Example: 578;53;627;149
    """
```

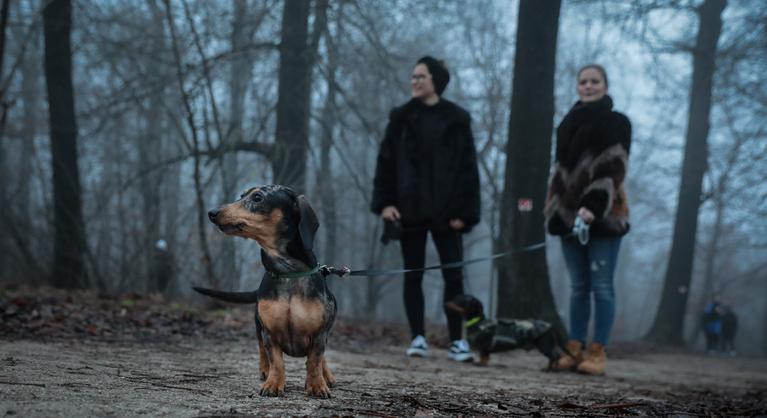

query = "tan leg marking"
321;356;335;388
478;353;490;366
305;350;331;398
258;334;269;381
260;343;285;397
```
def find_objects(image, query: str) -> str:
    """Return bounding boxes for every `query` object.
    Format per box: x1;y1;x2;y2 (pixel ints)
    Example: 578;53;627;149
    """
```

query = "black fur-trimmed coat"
370;98;481;231
545;95;632;237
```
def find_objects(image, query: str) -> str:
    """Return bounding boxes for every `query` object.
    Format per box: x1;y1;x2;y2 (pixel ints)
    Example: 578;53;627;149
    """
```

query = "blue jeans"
560;236;622;346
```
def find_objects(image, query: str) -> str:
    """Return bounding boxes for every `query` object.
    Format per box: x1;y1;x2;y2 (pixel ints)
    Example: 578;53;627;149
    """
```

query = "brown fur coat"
544;96;631;237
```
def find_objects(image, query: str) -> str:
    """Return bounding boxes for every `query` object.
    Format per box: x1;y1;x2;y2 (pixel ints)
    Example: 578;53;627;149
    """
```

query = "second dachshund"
446;294;570;369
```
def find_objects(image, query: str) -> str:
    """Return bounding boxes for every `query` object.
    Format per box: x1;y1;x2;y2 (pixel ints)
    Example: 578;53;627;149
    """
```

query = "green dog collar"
269;265;320;279
464;316;483;328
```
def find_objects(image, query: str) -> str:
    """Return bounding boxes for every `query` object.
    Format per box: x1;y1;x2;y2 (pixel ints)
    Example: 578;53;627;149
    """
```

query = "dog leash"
322;218;594;279
320;240;548;278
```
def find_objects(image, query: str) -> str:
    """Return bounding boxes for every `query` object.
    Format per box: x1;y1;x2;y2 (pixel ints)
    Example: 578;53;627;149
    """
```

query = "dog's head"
207;185;318;267
445;294;485;320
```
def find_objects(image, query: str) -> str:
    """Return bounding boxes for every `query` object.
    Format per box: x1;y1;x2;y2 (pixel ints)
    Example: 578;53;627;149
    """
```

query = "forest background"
1;0;765;356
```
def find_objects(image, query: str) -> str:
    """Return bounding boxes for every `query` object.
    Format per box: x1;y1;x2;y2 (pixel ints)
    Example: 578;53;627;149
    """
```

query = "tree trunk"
0;0;11;280
147;0;181;293
645;0;727;345
139;86;163;292
764;277;767;356
318;4;340;266
217;0;250;289
18;9;43;280
497;0;563;336
272;0;313;191
164;0;217;287
143;6;171;293
43;0;87;288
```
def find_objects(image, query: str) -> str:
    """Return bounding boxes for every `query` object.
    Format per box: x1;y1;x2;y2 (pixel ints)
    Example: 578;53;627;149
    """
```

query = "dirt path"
2;336;766;417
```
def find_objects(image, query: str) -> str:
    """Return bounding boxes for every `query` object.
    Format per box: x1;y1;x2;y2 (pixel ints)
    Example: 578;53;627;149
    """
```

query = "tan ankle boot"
577;343;606;375
553;340;583;371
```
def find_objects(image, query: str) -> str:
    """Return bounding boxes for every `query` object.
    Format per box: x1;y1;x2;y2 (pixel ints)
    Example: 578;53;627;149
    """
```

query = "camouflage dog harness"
465;318;552;352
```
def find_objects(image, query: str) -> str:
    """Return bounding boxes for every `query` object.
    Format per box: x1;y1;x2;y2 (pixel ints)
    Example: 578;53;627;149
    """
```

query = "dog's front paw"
476;353;490;367
306;379;331;399
259;370;268;381
323;369;336;388
259;381;284;397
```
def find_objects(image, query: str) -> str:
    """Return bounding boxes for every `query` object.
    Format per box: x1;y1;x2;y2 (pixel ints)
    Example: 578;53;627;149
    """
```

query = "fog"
1;0;764;356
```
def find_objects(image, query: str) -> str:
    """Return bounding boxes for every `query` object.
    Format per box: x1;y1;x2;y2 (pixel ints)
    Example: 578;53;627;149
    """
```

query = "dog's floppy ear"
452;294;484;317
296;195;319;255
469;297;485;317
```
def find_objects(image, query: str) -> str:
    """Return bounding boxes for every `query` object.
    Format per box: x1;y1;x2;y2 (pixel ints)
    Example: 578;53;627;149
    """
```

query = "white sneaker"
448;340;474;362
406;335;429;357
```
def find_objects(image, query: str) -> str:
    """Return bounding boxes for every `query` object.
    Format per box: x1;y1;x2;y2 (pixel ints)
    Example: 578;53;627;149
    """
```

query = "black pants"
400;226;465;341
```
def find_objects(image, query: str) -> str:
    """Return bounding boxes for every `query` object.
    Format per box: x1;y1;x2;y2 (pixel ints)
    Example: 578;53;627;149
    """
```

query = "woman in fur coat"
545;64;631;375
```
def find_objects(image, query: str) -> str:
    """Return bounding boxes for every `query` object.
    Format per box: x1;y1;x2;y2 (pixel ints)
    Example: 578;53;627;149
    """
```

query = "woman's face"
577;67;607;103
411;64;436;100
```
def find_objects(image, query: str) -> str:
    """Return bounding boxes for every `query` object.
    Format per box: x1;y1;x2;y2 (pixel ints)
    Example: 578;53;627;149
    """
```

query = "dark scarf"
556;95;615;170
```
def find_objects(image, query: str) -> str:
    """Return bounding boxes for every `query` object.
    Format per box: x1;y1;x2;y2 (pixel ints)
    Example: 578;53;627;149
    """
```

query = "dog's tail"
193;287;259;304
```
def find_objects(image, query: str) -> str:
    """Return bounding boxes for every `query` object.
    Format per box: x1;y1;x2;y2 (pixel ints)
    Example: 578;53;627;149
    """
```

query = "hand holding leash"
573;215;590;246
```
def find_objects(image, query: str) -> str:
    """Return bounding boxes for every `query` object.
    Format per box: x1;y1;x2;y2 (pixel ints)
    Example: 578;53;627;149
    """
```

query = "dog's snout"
208;209;219;222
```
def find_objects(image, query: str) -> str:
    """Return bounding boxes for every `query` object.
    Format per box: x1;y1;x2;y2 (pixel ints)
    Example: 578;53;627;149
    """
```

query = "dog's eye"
251;194;263;203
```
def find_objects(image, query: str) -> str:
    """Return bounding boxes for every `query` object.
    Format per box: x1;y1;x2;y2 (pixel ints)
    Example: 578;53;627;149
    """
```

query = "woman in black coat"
545;64;631;375
371;56;480;362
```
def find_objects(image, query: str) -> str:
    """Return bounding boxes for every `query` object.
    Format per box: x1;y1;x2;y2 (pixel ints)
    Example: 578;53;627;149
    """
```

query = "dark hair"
577;64;608;88
416;56;450;96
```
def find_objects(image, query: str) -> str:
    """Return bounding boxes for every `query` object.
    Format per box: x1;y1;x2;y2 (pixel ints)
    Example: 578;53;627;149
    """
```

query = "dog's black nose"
208;210;219;222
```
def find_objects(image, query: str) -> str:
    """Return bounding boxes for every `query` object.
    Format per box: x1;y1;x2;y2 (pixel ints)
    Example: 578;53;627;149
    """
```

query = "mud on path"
1;287;766;416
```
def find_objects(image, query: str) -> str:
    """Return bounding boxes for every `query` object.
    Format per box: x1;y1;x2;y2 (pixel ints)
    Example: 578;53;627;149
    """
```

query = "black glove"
380;219;403;245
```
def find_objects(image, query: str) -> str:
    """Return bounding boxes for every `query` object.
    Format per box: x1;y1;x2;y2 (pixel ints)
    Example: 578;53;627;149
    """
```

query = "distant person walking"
702;296;723;354
545;64;632;375
371;56;481;362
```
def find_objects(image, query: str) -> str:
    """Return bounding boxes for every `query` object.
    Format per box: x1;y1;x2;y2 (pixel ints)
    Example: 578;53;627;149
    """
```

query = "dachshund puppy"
445;294;570;369
194;185;336;398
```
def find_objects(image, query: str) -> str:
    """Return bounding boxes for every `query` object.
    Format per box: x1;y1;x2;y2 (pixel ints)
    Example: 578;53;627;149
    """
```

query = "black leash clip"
572;216;590;246
319;265;351;278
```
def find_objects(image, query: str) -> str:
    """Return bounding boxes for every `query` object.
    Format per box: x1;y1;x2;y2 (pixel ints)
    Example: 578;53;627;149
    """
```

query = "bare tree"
497;0;564;337
316;2;340;266
272;0;327;192
43;0;87;288
16;2;44;281
215;0;250;289
163;0;217;287
645;0;727;345
0;0;11;279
